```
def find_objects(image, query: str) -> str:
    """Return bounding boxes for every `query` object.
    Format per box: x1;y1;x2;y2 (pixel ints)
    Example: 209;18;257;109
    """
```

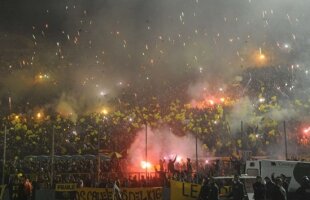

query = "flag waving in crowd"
113;180;122;200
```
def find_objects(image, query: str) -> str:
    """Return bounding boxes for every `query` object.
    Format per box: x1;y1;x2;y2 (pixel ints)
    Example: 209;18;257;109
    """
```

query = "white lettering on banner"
76;187;163;200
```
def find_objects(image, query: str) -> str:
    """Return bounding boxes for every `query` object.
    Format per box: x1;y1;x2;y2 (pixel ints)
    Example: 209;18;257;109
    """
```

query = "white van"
245;159;310;193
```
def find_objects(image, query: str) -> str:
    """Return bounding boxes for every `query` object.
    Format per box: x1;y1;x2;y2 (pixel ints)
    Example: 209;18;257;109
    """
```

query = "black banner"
55;183;77;200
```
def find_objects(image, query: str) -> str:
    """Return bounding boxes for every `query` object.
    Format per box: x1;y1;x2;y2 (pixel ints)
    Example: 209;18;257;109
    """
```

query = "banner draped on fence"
55;183;77;192
55;183;77;200
170;180;201;200
76;187;163;200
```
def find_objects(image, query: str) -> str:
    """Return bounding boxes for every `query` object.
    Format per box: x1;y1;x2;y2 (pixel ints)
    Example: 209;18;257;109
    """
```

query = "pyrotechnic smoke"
0;70;33;103
187;81;211;100
55;93;78;122
265;106;297;122
227;97;262;134
2;0;310;158
127;126;206;172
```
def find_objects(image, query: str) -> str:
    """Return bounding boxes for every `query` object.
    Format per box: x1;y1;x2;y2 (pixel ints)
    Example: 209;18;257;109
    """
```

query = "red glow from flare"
190;96;230;109
299;126;310;145
303;127;310;134
141;161;152;169
176;156;182;163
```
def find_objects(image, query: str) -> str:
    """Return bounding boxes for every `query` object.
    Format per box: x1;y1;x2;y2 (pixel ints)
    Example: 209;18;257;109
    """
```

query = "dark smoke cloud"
1;0;310;117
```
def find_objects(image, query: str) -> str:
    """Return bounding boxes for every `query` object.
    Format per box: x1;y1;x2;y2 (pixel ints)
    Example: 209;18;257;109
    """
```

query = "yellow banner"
170;180;232;200
55;183;77;191
0;185;5;200
76;187;162;200
170;180;201;200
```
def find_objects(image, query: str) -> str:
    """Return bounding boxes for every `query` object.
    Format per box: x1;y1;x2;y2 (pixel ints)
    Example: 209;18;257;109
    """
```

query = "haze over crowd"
1;0;310;159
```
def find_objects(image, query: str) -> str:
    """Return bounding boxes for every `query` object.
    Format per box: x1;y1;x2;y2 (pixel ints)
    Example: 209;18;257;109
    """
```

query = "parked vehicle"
246;160;310;192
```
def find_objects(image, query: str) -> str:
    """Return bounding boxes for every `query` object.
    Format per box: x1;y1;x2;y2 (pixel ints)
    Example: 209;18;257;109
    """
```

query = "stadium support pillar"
145;123;148;180
2;126;7;184
51;126;55;188
241;121;244;136
97;126;101;183
195;132;198;182
284;121;288;160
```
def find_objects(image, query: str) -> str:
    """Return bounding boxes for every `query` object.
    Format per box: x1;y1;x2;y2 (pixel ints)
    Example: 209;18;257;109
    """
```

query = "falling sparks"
1;1;310;149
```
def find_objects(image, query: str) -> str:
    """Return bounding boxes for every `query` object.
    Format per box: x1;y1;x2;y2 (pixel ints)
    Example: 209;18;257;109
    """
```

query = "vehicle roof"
213;175;256;179
247;159;310;164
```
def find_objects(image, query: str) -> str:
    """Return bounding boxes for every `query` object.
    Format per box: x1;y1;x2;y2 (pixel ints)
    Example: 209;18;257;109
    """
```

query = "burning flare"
141;161;152;169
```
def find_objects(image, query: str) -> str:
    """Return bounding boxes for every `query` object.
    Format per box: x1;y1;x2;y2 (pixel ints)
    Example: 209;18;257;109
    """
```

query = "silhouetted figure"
253;176;266;200
168;155;177;174
186;158;193;175
208;177;219;200
159;159;165;172
280;174;289;195
230;156;242;175
273;178;286;200
295;176;310;200
198;177;209;200
264;176;276;200
229;174;245;200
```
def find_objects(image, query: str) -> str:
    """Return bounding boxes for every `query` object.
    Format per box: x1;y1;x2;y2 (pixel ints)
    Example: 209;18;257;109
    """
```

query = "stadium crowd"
1;67;310;199
7;159;310;200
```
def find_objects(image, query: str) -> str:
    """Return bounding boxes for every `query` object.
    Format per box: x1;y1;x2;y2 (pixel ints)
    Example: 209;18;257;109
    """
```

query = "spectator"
24;178;33;200
253;176;266;200
159;159;167;183
229;174;245;200
198;177;209;200
131;175;138;188
140;175;147;187
264;176;276;200
295;176;310;200
208;177;219;200
168;156;177;174
280;174;289;194
213;160;220;176
273;177;286;200
159;159;165;172
186;158;193;176
78;179;84;188
230;157;242;175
